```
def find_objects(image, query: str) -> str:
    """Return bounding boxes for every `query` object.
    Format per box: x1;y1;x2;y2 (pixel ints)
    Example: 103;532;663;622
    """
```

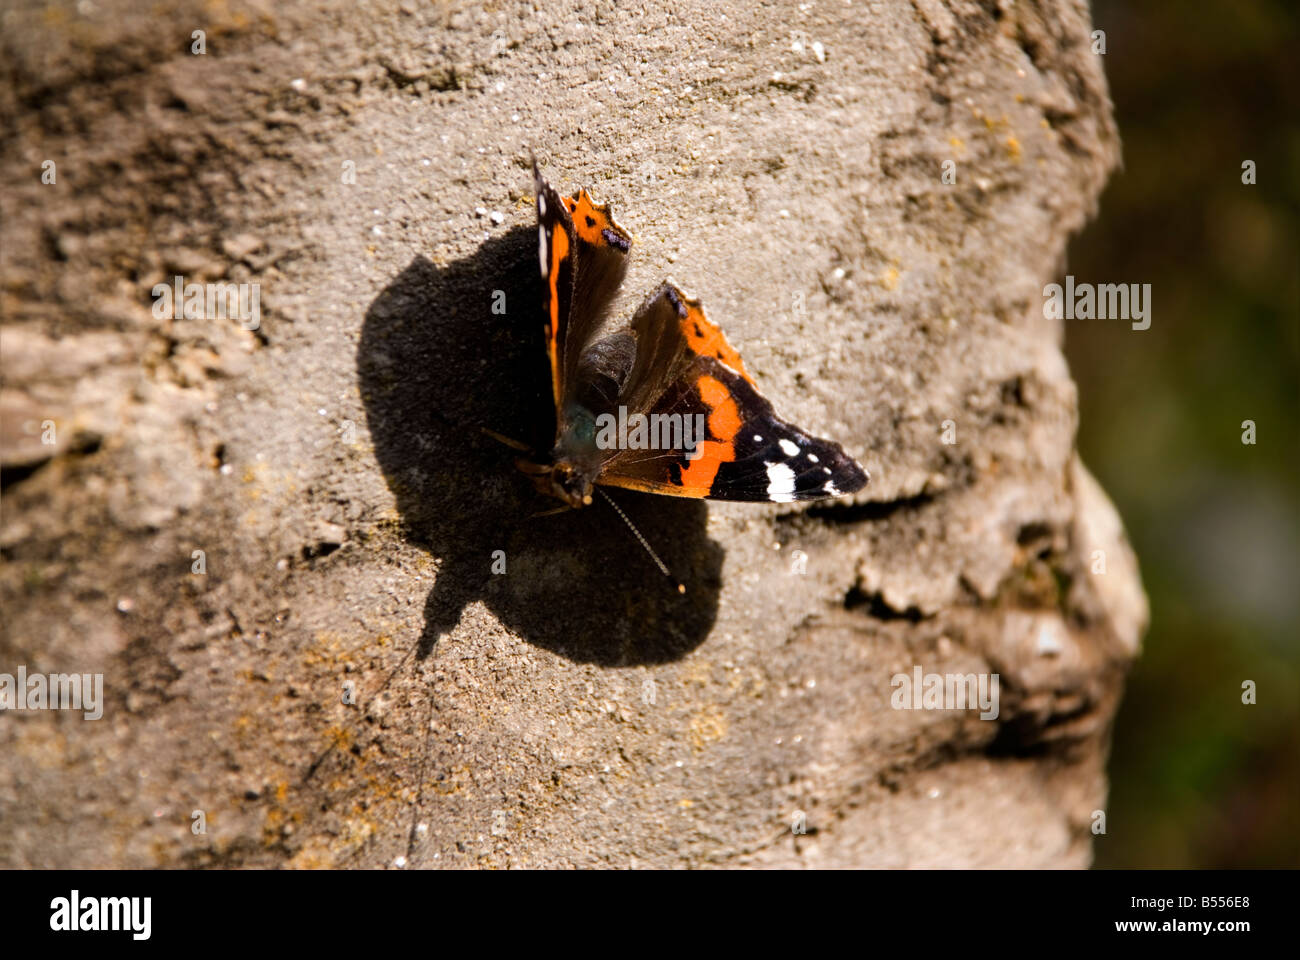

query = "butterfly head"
533;405;605;508
532;458;596;509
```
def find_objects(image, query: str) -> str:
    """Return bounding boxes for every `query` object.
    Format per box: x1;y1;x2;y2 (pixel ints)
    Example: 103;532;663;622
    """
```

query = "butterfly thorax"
531;331;636;508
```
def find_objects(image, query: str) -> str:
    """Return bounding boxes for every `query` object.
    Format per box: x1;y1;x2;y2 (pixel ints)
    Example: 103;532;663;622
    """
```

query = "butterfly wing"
598;283;869;502
534;161;632;414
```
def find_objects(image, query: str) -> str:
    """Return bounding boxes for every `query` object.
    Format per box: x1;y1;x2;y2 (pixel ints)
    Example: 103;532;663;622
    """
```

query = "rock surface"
0;0;1144;867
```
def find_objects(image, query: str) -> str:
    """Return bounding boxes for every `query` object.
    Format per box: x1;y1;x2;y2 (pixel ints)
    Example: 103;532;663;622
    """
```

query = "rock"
221;234;265;262
0;0;1137;869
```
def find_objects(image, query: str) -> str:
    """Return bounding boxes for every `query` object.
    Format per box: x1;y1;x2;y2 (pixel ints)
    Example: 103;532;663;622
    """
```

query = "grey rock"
0;0;1139;869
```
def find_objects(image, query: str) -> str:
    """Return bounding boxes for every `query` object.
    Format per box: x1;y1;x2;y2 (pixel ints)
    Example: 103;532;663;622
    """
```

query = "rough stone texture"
0;0;1145;868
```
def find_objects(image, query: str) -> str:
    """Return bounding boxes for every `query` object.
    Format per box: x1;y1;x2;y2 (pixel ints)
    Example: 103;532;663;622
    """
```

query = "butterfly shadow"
357;226;723;666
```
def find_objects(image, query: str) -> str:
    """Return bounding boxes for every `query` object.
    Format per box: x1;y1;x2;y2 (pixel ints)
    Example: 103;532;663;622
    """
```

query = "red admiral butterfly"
522;160;867;500
490;161;869;586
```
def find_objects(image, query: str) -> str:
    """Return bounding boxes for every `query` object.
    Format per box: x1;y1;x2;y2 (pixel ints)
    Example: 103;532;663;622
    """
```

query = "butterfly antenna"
596;488;686;594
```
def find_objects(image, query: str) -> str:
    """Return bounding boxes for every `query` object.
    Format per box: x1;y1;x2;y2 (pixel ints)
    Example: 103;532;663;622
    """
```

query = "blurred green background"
1066;1;1299;867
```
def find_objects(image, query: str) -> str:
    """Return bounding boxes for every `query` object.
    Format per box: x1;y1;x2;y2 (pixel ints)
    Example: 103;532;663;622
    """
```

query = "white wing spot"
822;466;832;475
823;479;841;496
778;438;800;457
807;453;819;463
753;434;763;443
538;225;549;276
538;194;547;216
765;461;797;503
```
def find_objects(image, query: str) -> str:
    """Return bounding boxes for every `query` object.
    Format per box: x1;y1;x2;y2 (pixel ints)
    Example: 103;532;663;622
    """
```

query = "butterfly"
517;159;868;506
492;161;869;585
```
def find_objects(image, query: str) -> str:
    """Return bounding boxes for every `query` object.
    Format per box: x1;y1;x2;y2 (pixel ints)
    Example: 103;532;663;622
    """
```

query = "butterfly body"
526;403;603;508
526;161;868;509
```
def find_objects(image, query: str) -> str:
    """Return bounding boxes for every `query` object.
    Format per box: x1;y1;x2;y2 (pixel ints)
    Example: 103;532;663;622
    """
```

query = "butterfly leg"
512;456;567;504
479;426;533;453
514;457;550;478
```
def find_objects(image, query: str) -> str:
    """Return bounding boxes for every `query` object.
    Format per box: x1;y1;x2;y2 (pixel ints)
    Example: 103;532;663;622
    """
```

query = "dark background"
1067;0;1298;867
